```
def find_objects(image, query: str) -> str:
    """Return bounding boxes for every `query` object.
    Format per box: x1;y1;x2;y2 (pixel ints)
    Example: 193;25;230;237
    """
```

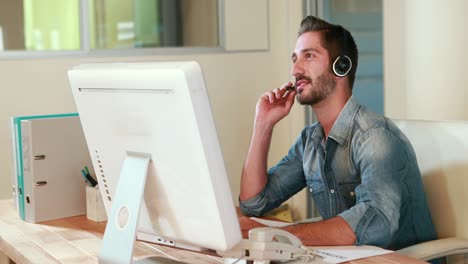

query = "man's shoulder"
353;105;390;133
352;105;411;147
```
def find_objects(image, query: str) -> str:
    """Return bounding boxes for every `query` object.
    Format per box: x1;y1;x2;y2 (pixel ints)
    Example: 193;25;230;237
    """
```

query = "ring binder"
10;113;93;222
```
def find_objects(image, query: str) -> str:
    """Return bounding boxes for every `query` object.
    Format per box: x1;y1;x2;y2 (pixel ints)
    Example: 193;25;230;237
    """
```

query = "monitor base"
98;151;151;264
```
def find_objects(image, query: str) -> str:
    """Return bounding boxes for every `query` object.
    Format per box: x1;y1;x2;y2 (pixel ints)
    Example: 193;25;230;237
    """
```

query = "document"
249;217;393;263
250;217;292;227
309;245;392;263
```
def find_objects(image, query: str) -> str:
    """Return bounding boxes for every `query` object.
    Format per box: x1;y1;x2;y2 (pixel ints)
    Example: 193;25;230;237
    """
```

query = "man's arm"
283;217;356;246
239;121;273;201
239;84;297;201
239;215;356;246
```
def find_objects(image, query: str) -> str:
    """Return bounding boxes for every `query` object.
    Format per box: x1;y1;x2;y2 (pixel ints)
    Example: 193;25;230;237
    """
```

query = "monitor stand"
97;152;306;264
98;151;151;264
96;151;204;263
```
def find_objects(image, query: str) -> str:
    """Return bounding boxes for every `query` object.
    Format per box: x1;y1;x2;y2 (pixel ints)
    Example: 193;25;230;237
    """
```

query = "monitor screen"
68;61;242;258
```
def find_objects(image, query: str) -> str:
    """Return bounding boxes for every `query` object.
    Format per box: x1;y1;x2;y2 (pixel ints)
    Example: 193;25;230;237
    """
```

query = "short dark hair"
298;16;358;89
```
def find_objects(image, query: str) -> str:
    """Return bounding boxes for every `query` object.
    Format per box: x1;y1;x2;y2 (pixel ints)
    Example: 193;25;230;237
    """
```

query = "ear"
332;55;352;77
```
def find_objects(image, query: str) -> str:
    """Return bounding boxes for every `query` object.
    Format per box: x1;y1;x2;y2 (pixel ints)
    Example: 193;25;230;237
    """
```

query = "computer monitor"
68;61;242;263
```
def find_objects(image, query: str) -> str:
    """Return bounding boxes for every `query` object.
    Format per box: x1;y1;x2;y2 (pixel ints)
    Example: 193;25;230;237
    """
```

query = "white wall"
384;0;468;120
0;1;305;209
384;2;468;262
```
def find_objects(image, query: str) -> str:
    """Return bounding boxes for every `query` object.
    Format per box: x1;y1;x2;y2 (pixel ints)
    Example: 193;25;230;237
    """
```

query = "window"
325;0;383;115
0;0;220;52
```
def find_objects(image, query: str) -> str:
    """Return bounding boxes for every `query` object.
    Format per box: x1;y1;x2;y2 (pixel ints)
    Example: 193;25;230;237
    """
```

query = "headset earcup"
332;55;352;77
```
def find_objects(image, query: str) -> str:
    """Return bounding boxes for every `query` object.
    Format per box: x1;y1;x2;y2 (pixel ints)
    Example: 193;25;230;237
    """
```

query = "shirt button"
330;189;335;194
350;191;355;197
309;188;313;192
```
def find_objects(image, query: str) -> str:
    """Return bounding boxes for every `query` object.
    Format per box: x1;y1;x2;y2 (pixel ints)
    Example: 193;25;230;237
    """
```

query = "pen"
285;84;296;91
82;167;98;187
81;169;94;187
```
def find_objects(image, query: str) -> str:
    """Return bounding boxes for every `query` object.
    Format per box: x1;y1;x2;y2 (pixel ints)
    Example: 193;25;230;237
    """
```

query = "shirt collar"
327;96;361;147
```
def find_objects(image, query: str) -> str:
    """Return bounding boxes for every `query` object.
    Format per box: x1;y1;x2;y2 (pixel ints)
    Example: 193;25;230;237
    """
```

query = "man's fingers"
280;82;294;91
267;91;275;103
274;88;281;99
261;84;296;104
285;91;296;109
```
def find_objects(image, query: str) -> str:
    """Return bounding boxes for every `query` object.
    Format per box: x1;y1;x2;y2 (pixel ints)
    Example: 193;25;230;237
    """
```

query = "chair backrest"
394;119;468;239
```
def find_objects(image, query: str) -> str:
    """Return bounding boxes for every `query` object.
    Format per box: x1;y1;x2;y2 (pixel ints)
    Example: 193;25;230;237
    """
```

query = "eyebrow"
291;48;320;60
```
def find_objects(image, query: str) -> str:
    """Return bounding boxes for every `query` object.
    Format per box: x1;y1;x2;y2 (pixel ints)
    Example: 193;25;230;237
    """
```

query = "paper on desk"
250;218;392;263
250;217;292;227
308;245;392;263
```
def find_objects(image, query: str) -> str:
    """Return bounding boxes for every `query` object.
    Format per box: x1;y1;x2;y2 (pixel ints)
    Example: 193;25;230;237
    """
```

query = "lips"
295;79;310;90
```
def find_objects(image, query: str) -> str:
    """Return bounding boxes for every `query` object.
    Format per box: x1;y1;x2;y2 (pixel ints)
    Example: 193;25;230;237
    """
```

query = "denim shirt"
239;97;437;250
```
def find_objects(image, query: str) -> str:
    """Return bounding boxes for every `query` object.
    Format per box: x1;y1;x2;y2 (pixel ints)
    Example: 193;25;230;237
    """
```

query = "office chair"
394;119;468;263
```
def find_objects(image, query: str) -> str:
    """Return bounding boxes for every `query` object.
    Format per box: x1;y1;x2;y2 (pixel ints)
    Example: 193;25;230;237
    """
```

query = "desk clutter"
0;199;424;264
86;185;107;222
10;113;95;223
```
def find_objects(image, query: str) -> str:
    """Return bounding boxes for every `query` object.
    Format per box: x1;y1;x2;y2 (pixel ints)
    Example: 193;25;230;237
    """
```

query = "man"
239;15;436;250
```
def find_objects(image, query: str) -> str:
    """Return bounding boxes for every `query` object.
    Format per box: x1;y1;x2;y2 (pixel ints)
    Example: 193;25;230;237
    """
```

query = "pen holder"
85;185;107;222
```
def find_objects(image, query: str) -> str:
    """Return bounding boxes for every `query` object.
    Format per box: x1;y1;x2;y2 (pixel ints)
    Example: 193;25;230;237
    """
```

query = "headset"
332;27;353;77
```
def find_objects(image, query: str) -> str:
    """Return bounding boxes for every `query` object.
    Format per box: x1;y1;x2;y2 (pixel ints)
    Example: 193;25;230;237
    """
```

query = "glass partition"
0;0;219;52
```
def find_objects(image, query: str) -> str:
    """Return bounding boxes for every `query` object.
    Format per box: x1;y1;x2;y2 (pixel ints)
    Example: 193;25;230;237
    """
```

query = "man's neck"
312;90;351;138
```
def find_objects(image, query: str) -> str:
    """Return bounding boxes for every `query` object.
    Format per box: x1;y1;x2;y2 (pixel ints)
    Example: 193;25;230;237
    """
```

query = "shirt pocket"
307;178;324;194
338;182;359;208
307;178;326;215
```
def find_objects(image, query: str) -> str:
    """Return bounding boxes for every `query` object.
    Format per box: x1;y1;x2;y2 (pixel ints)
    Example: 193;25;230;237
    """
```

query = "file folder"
11;113;93;222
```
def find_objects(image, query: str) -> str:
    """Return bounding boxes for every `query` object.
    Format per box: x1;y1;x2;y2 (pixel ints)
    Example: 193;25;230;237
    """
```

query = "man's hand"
239;215;267;238
255;82;297;129
240;82;297;202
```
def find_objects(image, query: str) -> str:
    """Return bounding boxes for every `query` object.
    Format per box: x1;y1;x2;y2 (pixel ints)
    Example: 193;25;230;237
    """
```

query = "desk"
0;200;427;264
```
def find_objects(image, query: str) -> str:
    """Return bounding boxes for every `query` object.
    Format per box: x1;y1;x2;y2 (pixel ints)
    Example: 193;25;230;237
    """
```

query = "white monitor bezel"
68;61;241;261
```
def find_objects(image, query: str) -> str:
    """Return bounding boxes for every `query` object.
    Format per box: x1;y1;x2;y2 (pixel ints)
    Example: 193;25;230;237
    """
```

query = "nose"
292;58;304;79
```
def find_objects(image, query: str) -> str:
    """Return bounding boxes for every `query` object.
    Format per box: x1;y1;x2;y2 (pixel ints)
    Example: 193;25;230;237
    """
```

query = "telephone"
217;227;327;264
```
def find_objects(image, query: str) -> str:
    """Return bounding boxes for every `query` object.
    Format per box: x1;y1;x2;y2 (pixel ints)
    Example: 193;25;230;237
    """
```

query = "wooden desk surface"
0;199;427;264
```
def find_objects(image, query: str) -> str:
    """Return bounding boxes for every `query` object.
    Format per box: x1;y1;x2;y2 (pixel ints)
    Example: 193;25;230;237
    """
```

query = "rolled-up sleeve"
339;126;407;248
239;132;308;217
239;187;269;217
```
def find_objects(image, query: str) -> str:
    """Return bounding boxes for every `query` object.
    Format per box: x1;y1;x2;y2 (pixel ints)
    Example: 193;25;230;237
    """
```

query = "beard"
296;72;336;106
